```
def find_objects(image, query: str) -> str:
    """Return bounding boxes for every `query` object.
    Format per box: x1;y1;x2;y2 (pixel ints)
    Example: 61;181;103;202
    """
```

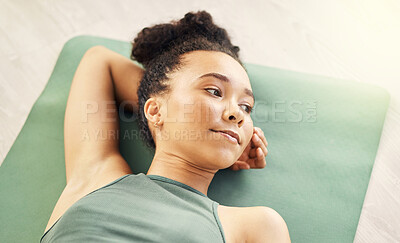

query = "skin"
144;50;268;196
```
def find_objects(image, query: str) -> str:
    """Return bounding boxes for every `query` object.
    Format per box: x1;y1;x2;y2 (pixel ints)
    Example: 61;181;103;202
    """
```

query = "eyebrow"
197;72;255;102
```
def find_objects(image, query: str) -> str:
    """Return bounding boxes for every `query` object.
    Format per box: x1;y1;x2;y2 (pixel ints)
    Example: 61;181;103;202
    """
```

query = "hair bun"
131;10;237;68
180;11;213;26
130;23;177;68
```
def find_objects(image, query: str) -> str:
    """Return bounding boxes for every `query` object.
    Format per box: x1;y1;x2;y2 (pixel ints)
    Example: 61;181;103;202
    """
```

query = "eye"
240;104;253;114
205;88;222;97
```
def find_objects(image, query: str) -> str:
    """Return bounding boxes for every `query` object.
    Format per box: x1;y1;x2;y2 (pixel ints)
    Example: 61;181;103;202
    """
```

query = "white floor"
1;0;399;242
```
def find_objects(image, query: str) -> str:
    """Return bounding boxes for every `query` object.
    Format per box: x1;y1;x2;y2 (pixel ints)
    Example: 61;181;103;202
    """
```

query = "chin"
210;145;239;165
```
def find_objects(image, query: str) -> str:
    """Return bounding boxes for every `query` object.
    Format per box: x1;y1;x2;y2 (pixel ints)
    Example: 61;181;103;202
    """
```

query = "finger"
232;161;250;170
255;147;267;168
249;147;258;158
254;127;268;147
252;133;268;156
231;164;239;171
248;147;268;159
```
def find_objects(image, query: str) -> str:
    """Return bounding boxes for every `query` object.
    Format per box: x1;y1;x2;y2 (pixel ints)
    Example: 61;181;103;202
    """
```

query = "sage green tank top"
40;173;226;242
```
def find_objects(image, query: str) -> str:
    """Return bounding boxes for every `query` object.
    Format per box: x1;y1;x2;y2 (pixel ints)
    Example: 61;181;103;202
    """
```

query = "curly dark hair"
131;10;245;150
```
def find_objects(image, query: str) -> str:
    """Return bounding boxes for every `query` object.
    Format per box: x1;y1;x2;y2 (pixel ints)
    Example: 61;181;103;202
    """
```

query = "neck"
146;150;218;196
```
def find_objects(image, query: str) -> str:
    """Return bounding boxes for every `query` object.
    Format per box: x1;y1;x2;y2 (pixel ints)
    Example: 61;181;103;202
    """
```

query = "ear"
144;97;164;127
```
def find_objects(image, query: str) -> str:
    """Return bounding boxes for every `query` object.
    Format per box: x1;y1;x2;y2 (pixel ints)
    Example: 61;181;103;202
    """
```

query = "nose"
222;101;244;128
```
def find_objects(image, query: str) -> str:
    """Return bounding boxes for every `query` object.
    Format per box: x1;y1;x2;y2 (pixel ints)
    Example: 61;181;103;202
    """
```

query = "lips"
210;129;240;144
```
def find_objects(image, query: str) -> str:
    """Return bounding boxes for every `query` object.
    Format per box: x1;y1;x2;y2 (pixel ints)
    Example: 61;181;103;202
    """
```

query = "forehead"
171;50;251;89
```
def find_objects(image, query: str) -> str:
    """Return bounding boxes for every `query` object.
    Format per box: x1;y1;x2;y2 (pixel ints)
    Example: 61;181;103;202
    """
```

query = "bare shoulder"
218;205;291;243
244;206;291;243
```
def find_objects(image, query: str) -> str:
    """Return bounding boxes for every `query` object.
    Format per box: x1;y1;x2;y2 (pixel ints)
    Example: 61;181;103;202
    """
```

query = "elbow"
83;45;110;60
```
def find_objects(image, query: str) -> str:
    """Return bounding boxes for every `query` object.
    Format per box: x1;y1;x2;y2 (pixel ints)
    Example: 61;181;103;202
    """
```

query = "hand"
228;127;269;171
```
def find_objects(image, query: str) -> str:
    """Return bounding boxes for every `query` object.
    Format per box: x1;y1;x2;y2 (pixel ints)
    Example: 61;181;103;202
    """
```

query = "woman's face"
153;50;254;170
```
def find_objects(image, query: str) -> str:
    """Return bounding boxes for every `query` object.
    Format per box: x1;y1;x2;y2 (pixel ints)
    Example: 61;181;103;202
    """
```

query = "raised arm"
64;45;144;186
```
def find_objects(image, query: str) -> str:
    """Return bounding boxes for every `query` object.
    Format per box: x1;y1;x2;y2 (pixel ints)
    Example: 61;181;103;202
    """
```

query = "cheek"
183;98;222;125
242;119;254;145
199;101;220;123
163;96;216;136
164;95;196;123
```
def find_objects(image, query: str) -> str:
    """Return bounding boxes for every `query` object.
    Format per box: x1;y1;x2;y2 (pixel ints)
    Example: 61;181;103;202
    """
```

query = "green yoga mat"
0;35;390;242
